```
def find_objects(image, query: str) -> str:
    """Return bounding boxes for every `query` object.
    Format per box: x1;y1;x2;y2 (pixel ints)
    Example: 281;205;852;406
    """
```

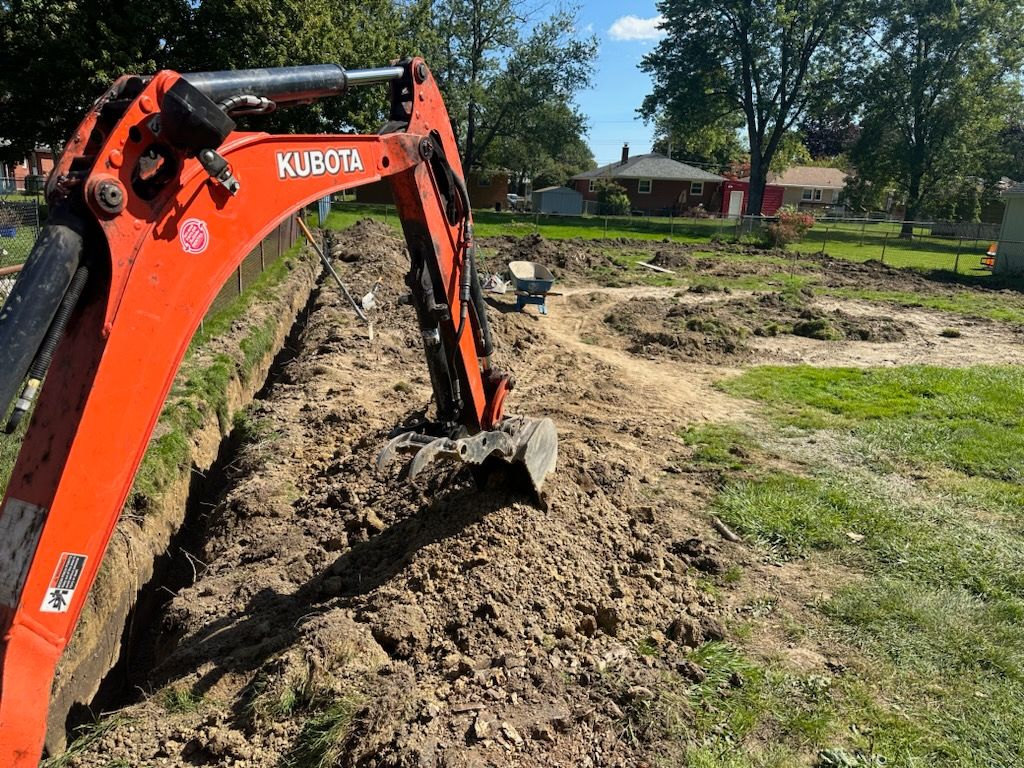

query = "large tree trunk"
901;170;922;238
746;153;768;216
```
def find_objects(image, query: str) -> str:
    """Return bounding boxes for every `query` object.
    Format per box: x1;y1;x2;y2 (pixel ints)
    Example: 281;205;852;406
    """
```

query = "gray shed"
533;186;583;215
997;183;1024;274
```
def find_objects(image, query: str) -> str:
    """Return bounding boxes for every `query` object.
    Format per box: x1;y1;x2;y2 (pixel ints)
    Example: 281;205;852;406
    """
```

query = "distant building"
533;186;583;215
743;166;848;209
0;146;54;192
571;144;724;215
995;182;1024;274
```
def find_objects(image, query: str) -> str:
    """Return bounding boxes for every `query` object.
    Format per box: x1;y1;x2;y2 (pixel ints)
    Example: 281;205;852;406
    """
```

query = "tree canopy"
641;0;861;214
0;0;596;191
420;1;597;180
849;0;1024;231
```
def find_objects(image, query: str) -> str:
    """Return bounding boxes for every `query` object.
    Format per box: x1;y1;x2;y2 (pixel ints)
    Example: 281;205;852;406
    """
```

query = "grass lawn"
677;364;1024;766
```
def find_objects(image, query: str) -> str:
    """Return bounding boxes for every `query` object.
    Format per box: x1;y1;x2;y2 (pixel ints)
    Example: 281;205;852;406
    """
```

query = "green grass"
40;715;133;768
826;286;1024;325
721;365;1024;481
693;363;1024;766
283;697;362;768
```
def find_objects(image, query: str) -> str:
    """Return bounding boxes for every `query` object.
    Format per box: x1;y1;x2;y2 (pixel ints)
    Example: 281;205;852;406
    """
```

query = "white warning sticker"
40;552;88;613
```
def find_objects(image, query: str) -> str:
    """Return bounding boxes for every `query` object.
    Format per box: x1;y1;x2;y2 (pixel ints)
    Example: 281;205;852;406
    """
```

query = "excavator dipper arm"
0;58;555;765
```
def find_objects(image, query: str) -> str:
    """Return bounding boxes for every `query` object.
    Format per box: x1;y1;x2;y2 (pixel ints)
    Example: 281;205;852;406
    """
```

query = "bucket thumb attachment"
378;416;558;496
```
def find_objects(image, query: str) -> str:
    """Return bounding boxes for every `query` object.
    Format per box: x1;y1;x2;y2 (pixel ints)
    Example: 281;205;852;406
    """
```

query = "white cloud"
608;15;666;41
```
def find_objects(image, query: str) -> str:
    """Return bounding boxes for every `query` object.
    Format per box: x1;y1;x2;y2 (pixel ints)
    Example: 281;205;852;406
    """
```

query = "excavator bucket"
378;416;558;496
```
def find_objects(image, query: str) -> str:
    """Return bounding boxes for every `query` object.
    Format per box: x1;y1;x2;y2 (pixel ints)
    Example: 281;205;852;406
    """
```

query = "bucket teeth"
377;416;558;495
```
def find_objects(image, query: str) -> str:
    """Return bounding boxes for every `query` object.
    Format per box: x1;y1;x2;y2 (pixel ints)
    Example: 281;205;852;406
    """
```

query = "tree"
850;0;1024;234
800;112;860;159
423;2;597;173
0;0;187;161
0;0;424;161
769;131;812;173
651;114;745;171
594;179;630;215
171;0;412;135
641;0;861;215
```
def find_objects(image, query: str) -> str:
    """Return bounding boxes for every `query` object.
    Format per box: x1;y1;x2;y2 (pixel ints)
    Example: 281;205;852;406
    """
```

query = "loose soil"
62;222;1024;766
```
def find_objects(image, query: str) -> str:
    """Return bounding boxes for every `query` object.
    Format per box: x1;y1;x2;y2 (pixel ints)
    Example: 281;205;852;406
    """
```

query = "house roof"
748;166;847;188
533;185;578;194
1002;181;1024;197
572;153;724;183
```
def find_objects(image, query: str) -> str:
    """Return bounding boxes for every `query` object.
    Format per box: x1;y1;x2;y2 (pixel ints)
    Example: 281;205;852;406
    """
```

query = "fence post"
953;237;962;273
880;232;889;264
860;218;866;246
604;216;608;238
670;212;675;237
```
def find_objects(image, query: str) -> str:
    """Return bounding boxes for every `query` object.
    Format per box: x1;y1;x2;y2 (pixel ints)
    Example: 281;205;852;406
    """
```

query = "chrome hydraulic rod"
182;64;405;105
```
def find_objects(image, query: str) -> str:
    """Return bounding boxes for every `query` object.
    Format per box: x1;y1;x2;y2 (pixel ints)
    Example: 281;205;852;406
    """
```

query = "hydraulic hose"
5;266;90;433
0;205;84;419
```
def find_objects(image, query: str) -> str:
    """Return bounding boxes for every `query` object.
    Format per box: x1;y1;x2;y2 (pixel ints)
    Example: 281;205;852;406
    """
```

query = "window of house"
831;189;840;203
588;179;596;193
638;179;652;194
801;188;823;201
690;181;703;196
477;176;491;187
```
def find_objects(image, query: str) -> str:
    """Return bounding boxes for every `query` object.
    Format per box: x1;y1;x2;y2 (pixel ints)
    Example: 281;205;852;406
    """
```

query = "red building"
0;147;54;192
721;180;786;217
571;145;724;216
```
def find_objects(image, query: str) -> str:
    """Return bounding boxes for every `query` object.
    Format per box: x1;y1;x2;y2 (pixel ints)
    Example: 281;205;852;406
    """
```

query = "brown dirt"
603;289;907;364
61;223;1024;767
477;234;619;282
67;223;733;768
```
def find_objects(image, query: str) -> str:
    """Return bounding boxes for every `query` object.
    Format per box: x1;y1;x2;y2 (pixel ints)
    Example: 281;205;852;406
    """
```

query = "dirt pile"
478;234;618;281
606;288;907;363
67;224;734;767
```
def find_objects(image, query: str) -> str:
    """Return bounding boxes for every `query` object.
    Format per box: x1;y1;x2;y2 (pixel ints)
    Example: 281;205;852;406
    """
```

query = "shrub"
763;205;816;247
594;179;631;216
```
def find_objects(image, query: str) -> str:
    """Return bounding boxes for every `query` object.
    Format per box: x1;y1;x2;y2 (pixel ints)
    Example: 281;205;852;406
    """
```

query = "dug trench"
65;221;739;767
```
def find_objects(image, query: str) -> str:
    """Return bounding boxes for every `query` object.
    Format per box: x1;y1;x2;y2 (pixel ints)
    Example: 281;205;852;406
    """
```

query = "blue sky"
572;3;666;167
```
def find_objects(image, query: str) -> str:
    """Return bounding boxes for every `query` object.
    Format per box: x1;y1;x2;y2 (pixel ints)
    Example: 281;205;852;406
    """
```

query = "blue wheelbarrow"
508;260;556;315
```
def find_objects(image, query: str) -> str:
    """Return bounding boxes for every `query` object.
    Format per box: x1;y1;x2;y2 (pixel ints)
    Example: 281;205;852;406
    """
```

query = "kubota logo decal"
276;148;364;179
180;218;210;254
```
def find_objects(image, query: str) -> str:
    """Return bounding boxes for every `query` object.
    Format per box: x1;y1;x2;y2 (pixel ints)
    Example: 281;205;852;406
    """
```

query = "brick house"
0;146;55;192
743;166;847;210
571;145;725;215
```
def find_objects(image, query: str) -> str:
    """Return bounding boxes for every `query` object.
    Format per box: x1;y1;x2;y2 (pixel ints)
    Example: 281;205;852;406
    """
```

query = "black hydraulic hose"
0;205;84;418
5;265;90;433
468;250;495;358
28;265;89;380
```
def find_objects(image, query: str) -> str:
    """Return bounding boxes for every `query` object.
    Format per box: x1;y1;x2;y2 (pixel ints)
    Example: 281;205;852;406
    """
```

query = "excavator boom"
0;58;555;765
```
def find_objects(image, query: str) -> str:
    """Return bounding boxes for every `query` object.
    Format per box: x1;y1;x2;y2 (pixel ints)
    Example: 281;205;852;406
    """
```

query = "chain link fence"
0;190;301;312
0;192;41;273
331;201;1005;277
205;214;301;318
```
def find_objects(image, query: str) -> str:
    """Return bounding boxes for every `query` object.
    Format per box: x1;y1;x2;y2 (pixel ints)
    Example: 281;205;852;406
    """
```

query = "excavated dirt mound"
68;224;733;767
605;289;907;363
478;234;619;281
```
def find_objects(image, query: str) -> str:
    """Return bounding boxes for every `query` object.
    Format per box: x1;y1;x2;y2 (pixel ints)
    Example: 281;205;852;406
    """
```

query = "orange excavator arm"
0;58;555;765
